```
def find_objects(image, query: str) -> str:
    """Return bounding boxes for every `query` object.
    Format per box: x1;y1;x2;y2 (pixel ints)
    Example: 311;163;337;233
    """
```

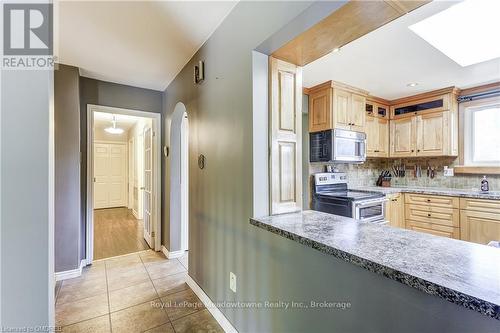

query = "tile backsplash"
309;157;500;191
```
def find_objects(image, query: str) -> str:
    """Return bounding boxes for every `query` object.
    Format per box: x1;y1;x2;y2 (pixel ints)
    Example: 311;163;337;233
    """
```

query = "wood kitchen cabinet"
389;88;458;158
390;117;416;157
390;110;457;157
365;115;389;157
308;81;367;133
460;198;500;245
404;194;460;239
385;193;405;228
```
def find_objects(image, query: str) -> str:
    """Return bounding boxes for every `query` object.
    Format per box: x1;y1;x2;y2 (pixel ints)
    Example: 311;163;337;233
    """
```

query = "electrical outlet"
443;166;454;177
229;272;237;293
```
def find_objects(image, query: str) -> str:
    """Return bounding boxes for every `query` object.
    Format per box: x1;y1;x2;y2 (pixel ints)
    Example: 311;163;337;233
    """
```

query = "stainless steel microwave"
310;129;366;163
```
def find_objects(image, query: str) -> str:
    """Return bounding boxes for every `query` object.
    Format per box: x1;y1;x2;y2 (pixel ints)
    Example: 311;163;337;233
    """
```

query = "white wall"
1;69;55;327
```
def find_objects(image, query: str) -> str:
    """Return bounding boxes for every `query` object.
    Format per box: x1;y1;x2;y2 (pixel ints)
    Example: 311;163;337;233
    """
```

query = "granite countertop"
250;210;500;320
349;186;500;200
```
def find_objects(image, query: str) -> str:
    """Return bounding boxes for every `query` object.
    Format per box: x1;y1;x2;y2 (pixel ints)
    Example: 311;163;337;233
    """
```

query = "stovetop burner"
315;190;384;201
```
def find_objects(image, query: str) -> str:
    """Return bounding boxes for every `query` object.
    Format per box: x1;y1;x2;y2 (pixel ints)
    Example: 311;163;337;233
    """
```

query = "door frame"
86;104;162;264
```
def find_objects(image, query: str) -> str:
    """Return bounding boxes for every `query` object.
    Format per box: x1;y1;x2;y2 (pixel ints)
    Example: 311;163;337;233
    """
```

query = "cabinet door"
333;89;351;130
365;115;379;156
460;210;500;245
350;93;366;132
378;118;389;157
416;112;445;156
386;193;404;228
309;88;331;132
390;117;416;157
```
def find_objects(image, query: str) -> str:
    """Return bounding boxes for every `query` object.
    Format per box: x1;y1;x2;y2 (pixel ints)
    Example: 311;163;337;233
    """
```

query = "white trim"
462;97;500;166
185;275;238;333
93;139;128;145
55;260;86;281
86;104;162;266
161;245;185;259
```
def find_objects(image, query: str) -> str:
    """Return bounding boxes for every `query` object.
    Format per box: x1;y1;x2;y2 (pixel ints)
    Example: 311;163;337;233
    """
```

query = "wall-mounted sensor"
194;60;205;84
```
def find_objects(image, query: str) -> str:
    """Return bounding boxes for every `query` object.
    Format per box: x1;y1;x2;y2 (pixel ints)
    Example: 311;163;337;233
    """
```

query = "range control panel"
314;172;347;185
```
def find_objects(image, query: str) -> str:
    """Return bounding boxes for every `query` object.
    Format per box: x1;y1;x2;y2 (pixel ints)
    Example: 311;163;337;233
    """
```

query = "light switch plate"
444;167;454;177
229;272;236;293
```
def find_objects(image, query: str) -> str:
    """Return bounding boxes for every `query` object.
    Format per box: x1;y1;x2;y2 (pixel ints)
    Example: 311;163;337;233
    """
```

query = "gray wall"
55;65;81;272
79;77;163;261
1;70;54;327
161;2;498;331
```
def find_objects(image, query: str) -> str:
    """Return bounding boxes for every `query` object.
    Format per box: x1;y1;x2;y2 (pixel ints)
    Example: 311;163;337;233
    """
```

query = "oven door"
332;129;366;163
352;199;387;224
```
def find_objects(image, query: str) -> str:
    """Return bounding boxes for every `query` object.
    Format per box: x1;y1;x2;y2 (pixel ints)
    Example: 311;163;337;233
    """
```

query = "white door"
94;142;127;209
143;127;153;247
94;143;109;209
128;137;135;210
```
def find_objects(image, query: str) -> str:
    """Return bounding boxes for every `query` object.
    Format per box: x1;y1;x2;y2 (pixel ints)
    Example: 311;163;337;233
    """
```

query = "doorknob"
140;187;145;190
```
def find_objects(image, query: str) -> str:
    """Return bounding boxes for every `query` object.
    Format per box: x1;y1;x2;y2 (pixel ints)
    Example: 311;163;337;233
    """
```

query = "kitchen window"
463;99;500;166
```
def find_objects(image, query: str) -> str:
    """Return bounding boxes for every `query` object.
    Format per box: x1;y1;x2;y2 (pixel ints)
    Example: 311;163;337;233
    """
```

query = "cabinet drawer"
460;198;500;214
405;193;458;208
405;205;459;227
406;220;459;239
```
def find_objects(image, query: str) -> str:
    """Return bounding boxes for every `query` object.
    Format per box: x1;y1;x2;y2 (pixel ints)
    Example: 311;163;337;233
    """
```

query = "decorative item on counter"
376;170;392;187
325;165;334;173
481;175;489;192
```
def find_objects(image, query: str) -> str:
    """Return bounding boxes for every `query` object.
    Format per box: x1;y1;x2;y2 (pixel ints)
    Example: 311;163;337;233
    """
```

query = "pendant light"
104;114;124;134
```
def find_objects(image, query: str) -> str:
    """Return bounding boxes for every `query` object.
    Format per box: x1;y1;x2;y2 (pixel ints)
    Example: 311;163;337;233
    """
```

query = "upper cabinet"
308;81;367;133
389;87;459;157
307;82;459;159
365;97;390;157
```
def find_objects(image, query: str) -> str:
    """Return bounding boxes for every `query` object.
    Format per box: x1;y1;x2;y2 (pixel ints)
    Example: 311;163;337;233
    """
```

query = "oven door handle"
354;198;388;208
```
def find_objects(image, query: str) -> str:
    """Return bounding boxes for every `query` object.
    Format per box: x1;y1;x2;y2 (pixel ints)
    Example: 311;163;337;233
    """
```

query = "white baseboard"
161;245;185;259
55;259;86;281
185;275;237;333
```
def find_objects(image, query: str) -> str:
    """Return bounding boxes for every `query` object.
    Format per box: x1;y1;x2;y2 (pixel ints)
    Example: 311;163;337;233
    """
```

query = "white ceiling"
94;112;143;130
303;1;500;100
55;1;237;91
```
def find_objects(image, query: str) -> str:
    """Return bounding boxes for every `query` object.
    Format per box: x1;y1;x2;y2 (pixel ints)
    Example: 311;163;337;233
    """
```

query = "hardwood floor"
94;207;150;260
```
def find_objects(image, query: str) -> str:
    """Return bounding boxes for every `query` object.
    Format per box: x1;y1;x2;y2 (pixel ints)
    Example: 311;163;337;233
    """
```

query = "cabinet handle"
417;149;420;152
411;149;414;152
427;213;431;217
427;199;431;202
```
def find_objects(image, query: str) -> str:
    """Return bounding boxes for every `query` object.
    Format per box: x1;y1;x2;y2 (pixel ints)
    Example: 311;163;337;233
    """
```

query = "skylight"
409;0;500;67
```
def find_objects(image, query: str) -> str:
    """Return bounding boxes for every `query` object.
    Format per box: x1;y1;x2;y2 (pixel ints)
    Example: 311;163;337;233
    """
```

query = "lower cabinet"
404;194;460;239
406;221;460;239
385;193;405;228
385;193;500;244
460;198;500;245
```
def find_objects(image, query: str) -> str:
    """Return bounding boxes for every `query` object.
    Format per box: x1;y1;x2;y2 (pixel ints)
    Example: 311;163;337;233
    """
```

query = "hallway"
55;250;220;332
94;208;150;260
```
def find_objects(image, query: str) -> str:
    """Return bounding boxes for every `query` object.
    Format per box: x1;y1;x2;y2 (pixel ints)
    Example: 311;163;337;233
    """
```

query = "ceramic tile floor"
55;250;223;333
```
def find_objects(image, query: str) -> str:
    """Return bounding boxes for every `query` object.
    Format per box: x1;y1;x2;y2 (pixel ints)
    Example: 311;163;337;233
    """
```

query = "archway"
169;102;189;258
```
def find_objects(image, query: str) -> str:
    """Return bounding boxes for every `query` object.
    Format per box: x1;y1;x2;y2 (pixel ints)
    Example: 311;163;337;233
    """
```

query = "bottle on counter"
481;175;489;192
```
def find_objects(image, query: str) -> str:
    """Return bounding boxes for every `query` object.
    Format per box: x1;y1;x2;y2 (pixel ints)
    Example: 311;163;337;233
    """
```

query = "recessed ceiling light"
331;47;340;53
409;0;500;67
407;83;418;87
